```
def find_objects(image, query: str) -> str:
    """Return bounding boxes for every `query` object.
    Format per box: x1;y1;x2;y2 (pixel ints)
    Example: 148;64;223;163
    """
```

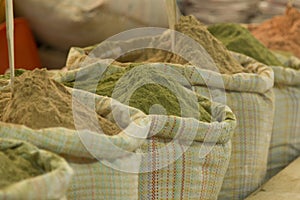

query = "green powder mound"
63;65;129;97
0;143;44;189
130;84;182;116
208;23;283;66
174;16;245;74
63;64;213;122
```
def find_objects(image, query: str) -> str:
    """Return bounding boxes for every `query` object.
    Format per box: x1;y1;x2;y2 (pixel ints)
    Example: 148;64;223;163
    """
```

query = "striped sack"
266;64;300;179
138;101;236;200
184;52;274;200
0;88;150;200
0;138;73;200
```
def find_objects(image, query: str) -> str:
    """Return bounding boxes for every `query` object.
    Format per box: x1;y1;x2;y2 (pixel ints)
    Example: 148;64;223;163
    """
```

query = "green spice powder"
208;23;283;66
0;144;44;189
63;64;213;122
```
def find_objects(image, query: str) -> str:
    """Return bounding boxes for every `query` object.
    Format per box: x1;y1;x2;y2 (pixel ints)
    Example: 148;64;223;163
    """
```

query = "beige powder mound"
0;88;10;121
118;15;245;74
1;69;120;136
175;15;245;74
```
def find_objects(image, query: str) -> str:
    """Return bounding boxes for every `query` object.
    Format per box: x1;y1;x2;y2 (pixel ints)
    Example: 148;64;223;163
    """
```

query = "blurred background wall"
179;0;300;24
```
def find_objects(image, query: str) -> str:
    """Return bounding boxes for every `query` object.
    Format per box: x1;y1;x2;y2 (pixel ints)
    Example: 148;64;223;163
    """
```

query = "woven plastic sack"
56;53;237;199
65;46;96;70
139;107;236;200
266;57;300;179
183;52;274;199
63;42;274;199
14;0;171;51
0;138;73;200
0;87;150;200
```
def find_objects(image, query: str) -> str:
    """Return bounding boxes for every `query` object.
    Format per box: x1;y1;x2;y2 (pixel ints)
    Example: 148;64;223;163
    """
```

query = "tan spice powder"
0;69;120;136
119;15;245;74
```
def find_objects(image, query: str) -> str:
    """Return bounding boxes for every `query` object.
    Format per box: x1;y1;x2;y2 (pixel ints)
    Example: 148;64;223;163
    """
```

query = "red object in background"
0;18;41;74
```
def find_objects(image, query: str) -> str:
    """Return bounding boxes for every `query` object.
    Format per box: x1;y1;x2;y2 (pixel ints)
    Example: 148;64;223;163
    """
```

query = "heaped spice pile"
249;6;300;59
119;15;245;74
208;23;283;66
63;64;214;123
0;69;120;136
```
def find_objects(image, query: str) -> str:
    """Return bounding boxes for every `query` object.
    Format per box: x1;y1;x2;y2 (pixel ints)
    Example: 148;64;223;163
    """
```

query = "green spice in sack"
208;23;283;66
0;144;44;189
63;64;213;123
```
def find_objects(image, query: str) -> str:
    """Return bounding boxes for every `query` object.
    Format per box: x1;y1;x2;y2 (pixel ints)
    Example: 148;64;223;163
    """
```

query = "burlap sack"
0;88;150;200
184;52;275;200
266;62;300;179
14;0;171;51
0;138;73;200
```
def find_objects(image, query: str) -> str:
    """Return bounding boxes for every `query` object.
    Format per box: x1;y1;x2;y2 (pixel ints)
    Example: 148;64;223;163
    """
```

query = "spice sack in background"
208;20;300;180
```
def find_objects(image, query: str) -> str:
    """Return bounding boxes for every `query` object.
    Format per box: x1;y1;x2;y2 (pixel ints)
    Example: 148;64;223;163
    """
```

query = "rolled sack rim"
271;65;300;86
184;52;274;94
148;101;236;144
0;88;150;160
